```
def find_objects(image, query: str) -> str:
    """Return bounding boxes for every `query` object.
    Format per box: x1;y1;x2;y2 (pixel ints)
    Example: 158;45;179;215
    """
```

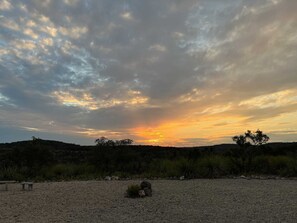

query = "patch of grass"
126;184;141;198
40;163;98;180
251;156;297;176
196;156;232;178
0;167;26;181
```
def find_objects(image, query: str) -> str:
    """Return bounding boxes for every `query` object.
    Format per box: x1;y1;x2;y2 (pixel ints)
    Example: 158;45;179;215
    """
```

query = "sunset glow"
1;0;297;146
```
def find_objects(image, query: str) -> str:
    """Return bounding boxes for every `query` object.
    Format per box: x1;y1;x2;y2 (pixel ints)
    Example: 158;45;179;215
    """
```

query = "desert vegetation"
0;131;296;181
126;184;141;198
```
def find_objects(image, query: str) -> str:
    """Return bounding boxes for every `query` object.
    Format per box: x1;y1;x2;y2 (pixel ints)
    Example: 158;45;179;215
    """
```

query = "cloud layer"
1;0;297;145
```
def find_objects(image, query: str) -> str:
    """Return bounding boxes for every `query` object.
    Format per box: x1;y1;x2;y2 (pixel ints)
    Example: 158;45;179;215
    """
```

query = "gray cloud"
0;0;297;145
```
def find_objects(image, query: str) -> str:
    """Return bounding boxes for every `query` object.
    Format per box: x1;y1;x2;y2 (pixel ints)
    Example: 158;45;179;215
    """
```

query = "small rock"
104;176;111;181
138;190;146;198
111;176;119;180
144;187;152;197
140;181;152;190
179;176;185;180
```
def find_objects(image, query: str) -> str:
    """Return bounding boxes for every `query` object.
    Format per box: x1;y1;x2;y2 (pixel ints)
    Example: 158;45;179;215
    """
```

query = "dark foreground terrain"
1;139;297;180
1;179;296;223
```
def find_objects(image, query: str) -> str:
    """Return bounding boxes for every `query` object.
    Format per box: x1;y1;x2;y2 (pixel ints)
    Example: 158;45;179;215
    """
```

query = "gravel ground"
0;179;296;223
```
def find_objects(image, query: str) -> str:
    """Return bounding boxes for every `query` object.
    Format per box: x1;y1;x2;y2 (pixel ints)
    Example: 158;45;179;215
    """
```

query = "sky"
0;0;297;146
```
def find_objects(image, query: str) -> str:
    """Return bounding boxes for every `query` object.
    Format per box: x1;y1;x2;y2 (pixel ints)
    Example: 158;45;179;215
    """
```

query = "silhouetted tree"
118;139;133;146
32;136;42;145
232;129;270;173
245;129;269;146
232;135;250;148
95;137;133;147
95;137;109;146
232;129;269;147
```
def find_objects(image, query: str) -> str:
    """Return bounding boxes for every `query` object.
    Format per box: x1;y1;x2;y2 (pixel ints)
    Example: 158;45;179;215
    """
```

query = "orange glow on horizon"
131;114;250;146
52;88;297;147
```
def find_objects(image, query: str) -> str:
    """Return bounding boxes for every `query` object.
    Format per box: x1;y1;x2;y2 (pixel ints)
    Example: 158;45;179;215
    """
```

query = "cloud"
0;0;12;10
239;89;297;109
0;0;297;145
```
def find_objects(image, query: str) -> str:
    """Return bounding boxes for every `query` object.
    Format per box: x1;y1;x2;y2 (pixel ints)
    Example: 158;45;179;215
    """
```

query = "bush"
177;158;197;178
196;156;232;178
251;156;297;176
0;167;26;181
40;163;97;180
147;159;180;177
147;156;233;178
126;184;141;198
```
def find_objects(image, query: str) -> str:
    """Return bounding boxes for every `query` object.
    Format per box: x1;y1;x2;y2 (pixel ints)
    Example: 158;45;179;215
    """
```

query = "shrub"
40;163;97;180
177;158;197;178
126;184;141;198
156;159;180;177
251;156;297;176
196;156;232;178
0;167;26;181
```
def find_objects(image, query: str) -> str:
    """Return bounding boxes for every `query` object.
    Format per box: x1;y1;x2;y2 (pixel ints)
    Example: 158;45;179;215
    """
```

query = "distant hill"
1;139;296;152
1;139;296;163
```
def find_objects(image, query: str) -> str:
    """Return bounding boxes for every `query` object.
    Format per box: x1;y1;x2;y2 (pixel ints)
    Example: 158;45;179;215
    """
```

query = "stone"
240;175;246;179
111;176;119;180
144;187;152;197
138;190;146;198
140;181;152;190
179;176;185;180
104;176;111;181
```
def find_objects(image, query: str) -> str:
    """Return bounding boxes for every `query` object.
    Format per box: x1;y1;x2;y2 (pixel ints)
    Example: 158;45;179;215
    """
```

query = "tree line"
0;129;296;181
95;137;133;147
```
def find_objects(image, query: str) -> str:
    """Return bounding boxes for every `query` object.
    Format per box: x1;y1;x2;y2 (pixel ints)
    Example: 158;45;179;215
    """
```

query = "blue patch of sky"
183;0;243;53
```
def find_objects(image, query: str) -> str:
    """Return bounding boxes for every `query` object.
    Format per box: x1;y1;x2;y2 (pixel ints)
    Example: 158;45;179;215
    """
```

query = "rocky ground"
0;179;296;222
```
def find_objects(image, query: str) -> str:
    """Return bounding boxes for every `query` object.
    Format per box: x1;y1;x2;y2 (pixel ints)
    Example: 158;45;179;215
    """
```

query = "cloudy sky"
0;0;297;146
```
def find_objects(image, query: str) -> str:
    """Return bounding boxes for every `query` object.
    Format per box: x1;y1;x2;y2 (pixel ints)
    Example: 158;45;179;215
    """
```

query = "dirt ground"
0;179;296;223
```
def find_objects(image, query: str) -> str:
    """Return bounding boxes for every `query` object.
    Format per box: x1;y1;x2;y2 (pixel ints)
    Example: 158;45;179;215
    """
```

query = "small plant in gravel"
126;184;141;198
